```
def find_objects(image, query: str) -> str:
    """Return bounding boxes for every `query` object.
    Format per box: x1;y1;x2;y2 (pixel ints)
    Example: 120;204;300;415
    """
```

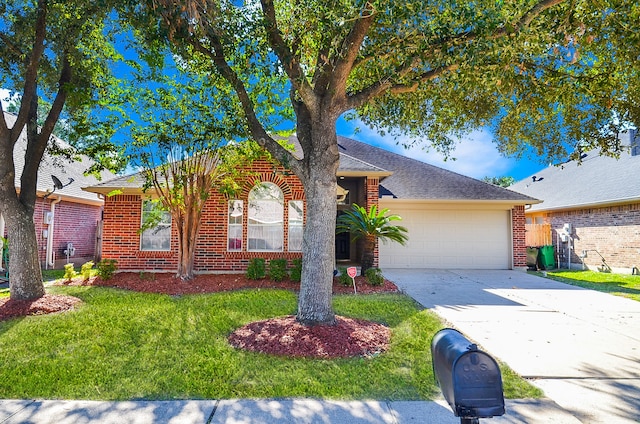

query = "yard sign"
347;266;357;294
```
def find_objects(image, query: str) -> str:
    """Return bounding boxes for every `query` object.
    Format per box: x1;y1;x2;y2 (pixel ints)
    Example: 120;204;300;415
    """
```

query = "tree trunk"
176;205;204;280
4;198;45;300
296;123;340;326
361;235;376;275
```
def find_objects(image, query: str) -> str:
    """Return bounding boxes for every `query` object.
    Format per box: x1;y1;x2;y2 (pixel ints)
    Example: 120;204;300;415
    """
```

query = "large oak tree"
0;0;126;300
139;0;637;325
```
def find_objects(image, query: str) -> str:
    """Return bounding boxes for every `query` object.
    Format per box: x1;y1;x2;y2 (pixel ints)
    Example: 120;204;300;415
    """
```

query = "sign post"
347;266;358;294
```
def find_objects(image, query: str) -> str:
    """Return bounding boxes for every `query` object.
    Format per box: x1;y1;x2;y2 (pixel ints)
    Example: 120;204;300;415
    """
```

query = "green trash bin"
538;245;556;270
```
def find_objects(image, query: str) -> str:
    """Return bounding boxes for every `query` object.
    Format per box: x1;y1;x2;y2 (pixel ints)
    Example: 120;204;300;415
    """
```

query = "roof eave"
33;190;104;206
379;198;542;206
527;196;640;213
337;170;393;178
82;186;147;197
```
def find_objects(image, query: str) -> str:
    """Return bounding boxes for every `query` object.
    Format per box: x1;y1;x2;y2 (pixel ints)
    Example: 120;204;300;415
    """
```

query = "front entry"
335;211;350;260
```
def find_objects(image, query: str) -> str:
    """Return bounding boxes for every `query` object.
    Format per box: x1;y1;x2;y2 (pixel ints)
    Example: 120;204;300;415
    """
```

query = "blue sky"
2;87;547;183
336;116;547;182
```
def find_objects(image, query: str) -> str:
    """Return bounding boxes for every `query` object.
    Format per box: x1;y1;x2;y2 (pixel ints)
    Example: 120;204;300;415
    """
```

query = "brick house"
84;136;538;273
510;129;640;273
0;113;116;272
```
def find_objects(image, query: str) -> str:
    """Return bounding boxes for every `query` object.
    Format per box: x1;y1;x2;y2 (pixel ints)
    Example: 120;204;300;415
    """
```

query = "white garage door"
379;208;511;269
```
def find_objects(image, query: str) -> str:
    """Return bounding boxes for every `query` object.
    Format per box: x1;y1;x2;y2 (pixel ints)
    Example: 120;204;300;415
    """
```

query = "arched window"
248;183;284;251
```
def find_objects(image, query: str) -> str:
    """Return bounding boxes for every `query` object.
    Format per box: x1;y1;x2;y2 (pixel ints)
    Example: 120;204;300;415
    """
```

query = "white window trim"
288;200;303;252
228;200;243;251
140;200;172;252
248;183;284;252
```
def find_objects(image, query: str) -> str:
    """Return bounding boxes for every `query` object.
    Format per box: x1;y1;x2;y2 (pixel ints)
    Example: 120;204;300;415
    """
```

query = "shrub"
96;259;118;280
80;261;94;281
64;264;78;281
63;263;77;282
268;258;288;282
365;267;384;286
337;267;352;286
290;258;302;282
246;258;266;280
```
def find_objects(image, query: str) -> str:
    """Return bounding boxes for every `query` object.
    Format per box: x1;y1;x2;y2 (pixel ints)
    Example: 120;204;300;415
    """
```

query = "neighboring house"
510;129;640;273
0;113;116;271
84;136;539;273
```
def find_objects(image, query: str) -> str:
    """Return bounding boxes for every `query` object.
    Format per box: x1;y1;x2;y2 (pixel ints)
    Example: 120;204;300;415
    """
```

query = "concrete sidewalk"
0;398;580;423
385;269;640;424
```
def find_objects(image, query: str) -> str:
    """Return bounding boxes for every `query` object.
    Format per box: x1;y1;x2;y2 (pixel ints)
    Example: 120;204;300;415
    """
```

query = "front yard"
0;282;540;400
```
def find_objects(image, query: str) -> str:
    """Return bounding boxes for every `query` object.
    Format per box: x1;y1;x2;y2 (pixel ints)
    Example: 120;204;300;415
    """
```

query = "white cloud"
338;118;515;179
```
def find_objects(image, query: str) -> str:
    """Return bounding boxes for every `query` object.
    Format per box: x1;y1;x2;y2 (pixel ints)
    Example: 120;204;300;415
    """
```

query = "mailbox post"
431;328;505;424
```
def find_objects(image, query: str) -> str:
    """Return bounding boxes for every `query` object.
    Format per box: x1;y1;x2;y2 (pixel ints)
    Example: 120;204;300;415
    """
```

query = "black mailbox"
431;328;505;422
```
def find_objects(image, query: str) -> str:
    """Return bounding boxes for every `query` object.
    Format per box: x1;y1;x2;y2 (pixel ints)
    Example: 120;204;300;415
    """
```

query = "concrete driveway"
384;269;640;424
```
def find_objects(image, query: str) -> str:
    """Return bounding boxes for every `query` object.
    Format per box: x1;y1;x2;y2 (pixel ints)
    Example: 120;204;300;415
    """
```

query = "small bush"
246;258;266;280
80;261;94;281
63;263;77;282
290;258;302;282
337;267;352;286
269;258;288;281
96;259;118;280
365;268;384;286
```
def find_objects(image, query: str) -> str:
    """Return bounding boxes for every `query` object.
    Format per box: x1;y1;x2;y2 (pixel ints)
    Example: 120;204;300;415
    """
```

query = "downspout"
46;196;62;268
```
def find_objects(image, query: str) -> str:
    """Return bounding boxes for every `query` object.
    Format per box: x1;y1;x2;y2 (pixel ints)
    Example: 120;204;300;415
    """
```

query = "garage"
378;205;512;269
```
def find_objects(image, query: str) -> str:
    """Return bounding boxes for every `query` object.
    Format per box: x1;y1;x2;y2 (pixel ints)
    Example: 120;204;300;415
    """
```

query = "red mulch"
228;315;391;359
79;272;399;296
0;294;81;321
1;272;398;358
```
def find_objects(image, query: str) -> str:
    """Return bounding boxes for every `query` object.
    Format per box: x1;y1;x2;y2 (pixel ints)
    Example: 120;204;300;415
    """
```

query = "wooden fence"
526;223;552;247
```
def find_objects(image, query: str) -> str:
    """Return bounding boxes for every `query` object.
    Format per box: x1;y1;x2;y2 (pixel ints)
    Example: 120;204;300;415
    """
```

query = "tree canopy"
133;0;640;324
0;0;129;300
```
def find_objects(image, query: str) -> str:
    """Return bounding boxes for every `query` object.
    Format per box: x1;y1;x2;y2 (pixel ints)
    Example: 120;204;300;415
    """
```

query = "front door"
335;211;350;260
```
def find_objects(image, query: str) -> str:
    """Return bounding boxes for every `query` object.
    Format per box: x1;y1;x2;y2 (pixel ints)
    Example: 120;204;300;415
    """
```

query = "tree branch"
327;2;376;108
20;53;73;207
189;37;303;177
347;63;458;109
260;0;318;114
346;0;566;111
11;0;48;144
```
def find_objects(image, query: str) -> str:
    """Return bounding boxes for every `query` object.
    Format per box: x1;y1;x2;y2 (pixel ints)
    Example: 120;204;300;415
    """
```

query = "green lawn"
0;285;541;400
536;270;640;302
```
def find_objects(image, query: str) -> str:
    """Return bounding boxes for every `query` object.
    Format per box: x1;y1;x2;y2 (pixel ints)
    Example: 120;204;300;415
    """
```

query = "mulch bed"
1;272;399;358
0;294;82;321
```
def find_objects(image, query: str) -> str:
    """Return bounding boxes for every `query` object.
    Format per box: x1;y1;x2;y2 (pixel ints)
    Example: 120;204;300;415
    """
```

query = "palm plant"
336;204;408;274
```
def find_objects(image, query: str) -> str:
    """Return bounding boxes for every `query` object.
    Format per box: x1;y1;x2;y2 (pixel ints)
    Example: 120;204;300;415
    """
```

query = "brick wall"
100;159;328;272
511;205;527;268
33;198;102;268
543;203;640;271
366;177;380;269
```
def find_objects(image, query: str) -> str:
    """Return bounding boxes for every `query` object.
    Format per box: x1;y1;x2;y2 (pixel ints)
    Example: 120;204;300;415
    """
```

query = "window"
288;200;303;252
248;183;283;251
228;200;243;251
140;200;171;251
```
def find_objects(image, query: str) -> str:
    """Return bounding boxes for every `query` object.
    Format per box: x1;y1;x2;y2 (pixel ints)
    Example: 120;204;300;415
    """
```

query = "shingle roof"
510;130;640;211
337;152;391;176
335;136;538;203
86;134;539;204
6;113;115;205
